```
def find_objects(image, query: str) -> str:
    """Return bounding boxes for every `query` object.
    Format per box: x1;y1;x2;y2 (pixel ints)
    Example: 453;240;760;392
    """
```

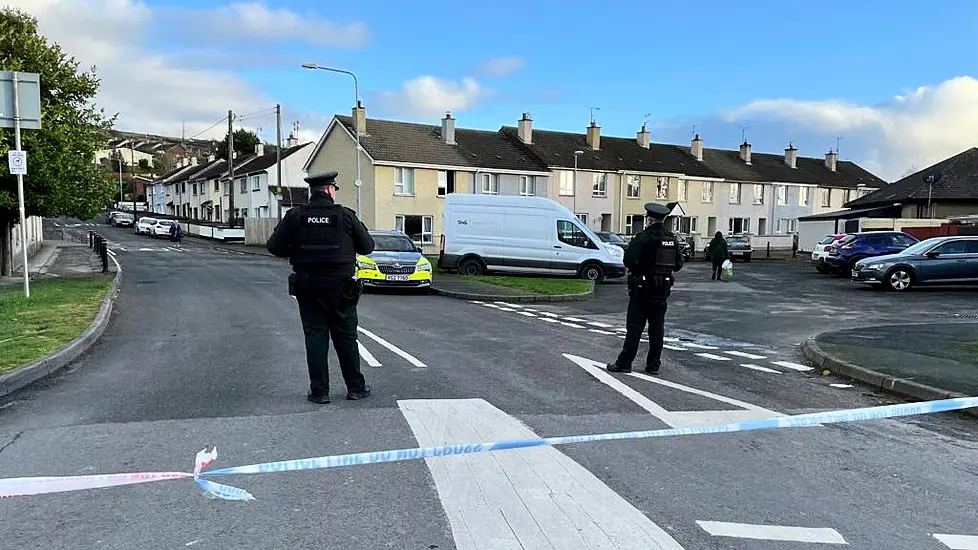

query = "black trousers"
296;294;366;396
711;259;724;280
616;293;668;371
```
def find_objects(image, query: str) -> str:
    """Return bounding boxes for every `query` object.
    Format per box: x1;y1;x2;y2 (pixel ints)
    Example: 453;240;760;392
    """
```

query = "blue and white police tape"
2;396;976;501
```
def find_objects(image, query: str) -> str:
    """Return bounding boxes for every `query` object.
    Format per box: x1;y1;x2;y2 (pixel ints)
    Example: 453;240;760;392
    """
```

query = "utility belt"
627;272;674;294
289;271;363;308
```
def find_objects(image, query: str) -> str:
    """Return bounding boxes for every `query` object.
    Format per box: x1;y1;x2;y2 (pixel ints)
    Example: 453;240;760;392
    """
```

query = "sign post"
0;71;42;297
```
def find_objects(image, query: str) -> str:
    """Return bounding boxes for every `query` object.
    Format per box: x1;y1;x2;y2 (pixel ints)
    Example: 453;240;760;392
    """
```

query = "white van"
438;193;626;281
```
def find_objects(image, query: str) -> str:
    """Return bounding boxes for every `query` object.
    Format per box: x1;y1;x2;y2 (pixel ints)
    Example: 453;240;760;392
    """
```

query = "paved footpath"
0;223;976;549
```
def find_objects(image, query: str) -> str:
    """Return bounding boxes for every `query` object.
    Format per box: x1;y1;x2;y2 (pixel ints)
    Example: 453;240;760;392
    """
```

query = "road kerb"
430;281;595;303
0;256;123;399
801;338;976;418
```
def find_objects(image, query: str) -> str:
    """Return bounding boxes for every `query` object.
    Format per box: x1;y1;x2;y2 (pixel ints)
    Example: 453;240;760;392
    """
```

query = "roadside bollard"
89;231;94;248
766;242;771;258
100;239;108;273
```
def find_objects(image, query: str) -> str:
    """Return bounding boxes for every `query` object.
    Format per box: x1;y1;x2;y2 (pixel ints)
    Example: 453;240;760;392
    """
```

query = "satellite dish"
922;172;942;184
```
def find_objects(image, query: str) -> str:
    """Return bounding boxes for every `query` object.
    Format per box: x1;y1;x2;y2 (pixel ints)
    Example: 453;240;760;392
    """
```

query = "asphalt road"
1;224;977;549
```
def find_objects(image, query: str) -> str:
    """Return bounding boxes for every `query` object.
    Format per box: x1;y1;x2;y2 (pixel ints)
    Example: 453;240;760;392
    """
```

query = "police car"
356;230;433;291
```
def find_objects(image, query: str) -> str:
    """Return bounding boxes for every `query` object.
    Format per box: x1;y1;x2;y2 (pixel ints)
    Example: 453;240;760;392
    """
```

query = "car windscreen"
838;235;857;245
726;237;749;244
599;233;625;244
819;236;838;244
900;238;942;256
373;236;417;252
141;218;157;224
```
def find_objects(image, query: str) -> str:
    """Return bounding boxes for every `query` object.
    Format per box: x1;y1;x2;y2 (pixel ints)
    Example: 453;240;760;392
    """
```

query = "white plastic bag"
722;259;733;278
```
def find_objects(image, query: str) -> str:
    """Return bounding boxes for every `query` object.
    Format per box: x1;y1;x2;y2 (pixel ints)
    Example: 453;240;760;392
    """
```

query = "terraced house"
303;104;551;249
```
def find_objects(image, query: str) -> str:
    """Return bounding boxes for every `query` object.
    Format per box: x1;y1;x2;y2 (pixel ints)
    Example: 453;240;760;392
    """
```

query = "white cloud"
477;56;525;78
720;76;978;180
374;76;486;119
8;0;360;142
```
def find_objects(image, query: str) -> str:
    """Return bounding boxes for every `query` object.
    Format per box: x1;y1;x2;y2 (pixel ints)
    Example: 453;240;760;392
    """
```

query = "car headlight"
416;259;432;271
356;258;377;270
864;263;884;271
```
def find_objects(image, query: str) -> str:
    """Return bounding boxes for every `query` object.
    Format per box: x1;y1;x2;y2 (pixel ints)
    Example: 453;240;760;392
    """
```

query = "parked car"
112;212;134;228
151;220;174;238
135;217;158;235
703;234;753;262
596;231;627;250
356;230;432;291
811;233;847;273
850;236;978;291
825;231;918;275
439;193;626;282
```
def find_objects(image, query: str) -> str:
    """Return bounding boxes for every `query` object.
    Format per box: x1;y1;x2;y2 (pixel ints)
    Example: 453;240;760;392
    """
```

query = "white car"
152;220;174;238
811;233;847;273
136;217;158;235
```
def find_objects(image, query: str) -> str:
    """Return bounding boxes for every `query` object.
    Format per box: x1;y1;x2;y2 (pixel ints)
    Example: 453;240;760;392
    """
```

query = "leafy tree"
0;7;115;275
216;128;259;160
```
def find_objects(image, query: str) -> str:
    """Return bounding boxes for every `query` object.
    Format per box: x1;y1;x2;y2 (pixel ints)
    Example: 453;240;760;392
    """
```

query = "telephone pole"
227;110;235;227
130;140;137;222
275;103;283;220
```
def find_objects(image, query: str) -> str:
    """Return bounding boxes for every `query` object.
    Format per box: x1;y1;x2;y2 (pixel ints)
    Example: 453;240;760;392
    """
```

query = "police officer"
606;202;684;376
266;171;375;404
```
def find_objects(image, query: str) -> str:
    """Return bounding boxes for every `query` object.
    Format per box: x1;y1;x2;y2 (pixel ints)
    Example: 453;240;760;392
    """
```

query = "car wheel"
885;267;913;291
580;262;605;282
458;257;485;276
815;265;829;274
743;253;752;262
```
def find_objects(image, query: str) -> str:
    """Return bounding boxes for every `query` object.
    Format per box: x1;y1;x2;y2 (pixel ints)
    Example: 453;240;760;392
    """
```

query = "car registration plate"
387;275;408;281
851;270;858;278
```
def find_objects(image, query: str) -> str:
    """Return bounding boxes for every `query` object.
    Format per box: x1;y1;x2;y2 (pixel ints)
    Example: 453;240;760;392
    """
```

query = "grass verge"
463;275;591;295
0;275;114;374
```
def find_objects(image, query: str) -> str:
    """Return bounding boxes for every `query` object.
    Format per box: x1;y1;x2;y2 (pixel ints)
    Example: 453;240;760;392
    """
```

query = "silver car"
850;236;978;291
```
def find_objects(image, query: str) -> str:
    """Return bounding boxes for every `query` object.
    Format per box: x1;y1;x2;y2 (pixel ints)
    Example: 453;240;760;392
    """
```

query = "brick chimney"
739;141;752;164
784;142;797;168
636;123;650;149
441;111;456;145
586;121;600;150
517;112;532;144
255;143;265;156
193;156;201;166
825;150;838;172
287;134;298;148
691;134;703;161
352;100;366;135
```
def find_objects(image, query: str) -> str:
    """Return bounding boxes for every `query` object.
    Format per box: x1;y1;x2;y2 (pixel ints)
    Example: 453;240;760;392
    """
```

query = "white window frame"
394;215;404;232
395;167;415;196
480;173;498;195
239;178;247;193
820;188;831;207
251;175;260;191
753;184;764;205
625;214;645;235
677;216;697;234
656;176;668;199
701;181;713;203
777;217;797;233
559;171;574;196
799;187;811;206
777;185;787;206
422;215;433;244
728;217;751;234
576;213;588;225
843;189;853;203
728;182;741;204
437;171;447;198
627;175;641;198
592;173;607;197
678;179;688;201
520;175;535;196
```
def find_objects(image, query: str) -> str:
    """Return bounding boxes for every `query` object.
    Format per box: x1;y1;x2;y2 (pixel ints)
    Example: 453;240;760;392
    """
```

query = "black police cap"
304;171;340;189
643;202;670;218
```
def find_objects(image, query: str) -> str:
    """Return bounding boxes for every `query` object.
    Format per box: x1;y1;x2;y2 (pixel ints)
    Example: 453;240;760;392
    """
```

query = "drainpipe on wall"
617;170;626;234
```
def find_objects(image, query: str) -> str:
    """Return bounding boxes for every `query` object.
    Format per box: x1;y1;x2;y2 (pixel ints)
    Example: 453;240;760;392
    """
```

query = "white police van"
438;193;626;282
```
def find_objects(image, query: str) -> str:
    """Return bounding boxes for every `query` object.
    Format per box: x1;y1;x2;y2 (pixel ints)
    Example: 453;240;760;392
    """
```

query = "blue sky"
23;0;978;179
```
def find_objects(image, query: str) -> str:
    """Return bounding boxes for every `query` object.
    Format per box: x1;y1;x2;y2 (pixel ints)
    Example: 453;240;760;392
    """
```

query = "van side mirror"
416;246;424;253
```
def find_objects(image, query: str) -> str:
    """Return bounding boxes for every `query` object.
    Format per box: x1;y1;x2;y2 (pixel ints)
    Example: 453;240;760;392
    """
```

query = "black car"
595;231;627;250
703;235;753;262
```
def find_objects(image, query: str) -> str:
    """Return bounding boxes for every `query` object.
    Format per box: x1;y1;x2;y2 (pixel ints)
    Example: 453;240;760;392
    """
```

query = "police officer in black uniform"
606;202;684;375
266;171;375;404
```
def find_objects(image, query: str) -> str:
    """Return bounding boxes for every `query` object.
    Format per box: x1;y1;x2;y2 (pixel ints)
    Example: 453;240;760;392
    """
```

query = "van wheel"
458;257;485;276
580;263;605;282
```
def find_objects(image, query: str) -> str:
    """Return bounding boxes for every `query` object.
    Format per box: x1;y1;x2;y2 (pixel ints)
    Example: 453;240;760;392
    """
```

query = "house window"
729;183;741;204
799;187;811;206
238;178;246;193
728;217;751;234
758;218;767;235
223;182;230;196
820;188;831;207
192;183;198;195
678;179;688;201
777;185;787;205
559;171;574;196
677;216;697;234
625;214;645;235
656;177;668;199
395;167;415;195
251;176;260;191
480;173;498;194
843;189;853;203
592;173;607;197
753;184;764;205
627;175;641;198
437;170;456;197
777;218;797;233
214;180;220;192
701;181;713;203
193;207;199;219
557;219;597;249
181;182;186;194
394;214;434;245
575;213;588;225
519;175;534;196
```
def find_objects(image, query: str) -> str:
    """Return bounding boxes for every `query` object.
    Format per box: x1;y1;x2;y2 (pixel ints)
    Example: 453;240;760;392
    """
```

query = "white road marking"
589;328;614;335
53;223;60;227
138;247;153;251
934;534;978;549
539;311;560;317
723;350;767;360
695;353;731;361
497;307;516;312
830;383;854;388
106;249;117;257
540;317;559;323
399;398;686;550
564;316;587;323
481;303;502;309
696;521;848;544
357;341;382;368
740;363;782;374
118;246;127;251
772;360;815;372
561;322;585;328
615;327;628;332
518;311;536;317
522;307;538;312
468;300;484;304
166;247;184;252
494;301;522;308
356;327;427;368
564;354;782;428
683;343;720;350
663;337;680;342
663;344;687;351
586;321;614;328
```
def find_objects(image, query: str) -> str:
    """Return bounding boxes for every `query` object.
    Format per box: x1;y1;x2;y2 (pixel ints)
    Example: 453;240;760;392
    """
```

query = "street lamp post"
573;150;583;220
301;63;361;218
